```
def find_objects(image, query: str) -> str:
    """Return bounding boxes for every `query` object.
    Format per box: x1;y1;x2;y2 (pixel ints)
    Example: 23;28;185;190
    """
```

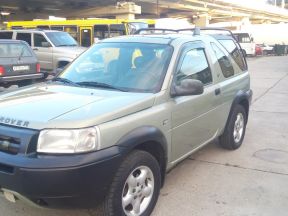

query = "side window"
0;32;13;39
94;25;109;40
34;33;49;47
16;33;31;46
36;25;50;30
176;48;212;85
211;42;234;78
219;39;247;71
109;24;126;37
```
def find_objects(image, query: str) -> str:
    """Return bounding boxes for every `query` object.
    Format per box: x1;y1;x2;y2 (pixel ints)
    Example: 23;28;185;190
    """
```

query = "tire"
219;104;247;150
18;79;33;87
43;72;49;79
96;150;161;216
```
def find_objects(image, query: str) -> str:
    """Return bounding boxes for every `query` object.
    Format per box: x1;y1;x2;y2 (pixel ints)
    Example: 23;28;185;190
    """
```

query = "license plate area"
13;65;30;71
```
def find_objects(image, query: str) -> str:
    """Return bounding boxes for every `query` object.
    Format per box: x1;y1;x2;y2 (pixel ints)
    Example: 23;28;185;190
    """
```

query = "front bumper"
0;125;124;208
0;73;43;83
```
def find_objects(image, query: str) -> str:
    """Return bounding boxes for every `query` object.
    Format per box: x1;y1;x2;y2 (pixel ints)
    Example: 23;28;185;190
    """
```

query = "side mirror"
41;41;51;47
171;79;204;97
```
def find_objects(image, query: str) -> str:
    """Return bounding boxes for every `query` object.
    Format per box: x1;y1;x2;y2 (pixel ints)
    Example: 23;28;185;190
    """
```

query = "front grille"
0;124;39;155
0;135;21;155
0;162;14;174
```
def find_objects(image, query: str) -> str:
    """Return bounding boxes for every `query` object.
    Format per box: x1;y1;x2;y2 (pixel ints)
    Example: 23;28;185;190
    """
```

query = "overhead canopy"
0;0;288;24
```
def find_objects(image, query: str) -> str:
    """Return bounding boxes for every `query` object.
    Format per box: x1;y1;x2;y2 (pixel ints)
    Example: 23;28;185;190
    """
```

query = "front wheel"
102;150;161;216
219;104;247;150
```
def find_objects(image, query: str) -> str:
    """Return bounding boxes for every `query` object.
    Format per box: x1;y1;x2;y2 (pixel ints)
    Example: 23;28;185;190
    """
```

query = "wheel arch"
57;60;70;69
115;126;168;187
225;90;252;131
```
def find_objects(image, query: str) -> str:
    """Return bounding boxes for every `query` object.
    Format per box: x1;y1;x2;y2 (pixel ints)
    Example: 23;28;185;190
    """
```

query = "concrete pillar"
115;13;136;20
241;17;251;26
114;2;141;19
281;0;285;8
194;14;209;27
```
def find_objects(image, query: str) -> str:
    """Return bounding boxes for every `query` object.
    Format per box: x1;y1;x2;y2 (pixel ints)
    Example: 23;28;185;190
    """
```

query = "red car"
255;44;263;55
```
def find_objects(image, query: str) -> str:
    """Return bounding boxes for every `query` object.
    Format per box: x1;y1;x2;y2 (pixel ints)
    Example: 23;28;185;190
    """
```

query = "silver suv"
0;29;86;77
0;28;252;216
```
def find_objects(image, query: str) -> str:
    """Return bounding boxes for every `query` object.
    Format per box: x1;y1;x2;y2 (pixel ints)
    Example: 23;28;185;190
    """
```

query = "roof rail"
10;28;45;31
134;27;233;38
178;27;237;40
134;28;202;35
134;28;179;34
134;27;239;43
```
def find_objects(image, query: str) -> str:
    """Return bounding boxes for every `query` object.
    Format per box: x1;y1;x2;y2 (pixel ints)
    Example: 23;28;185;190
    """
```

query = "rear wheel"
99;150;161;216
220;104;247;150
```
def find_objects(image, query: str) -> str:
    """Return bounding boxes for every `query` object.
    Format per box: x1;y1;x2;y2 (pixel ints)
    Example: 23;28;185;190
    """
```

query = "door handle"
215;88;221;95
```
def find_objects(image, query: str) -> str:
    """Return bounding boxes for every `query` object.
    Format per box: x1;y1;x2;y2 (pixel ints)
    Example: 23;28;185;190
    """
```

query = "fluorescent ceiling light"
0;11;10;16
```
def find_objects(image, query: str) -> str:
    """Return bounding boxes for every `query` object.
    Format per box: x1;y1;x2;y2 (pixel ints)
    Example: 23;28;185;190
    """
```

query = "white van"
233;32;255;56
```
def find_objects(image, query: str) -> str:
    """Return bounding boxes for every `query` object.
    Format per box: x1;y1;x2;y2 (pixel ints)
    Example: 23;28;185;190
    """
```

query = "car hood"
0;83;155;130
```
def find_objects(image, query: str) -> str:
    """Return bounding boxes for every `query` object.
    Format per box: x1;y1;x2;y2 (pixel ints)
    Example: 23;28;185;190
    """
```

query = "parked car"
259;43;274;55
255;44;263;56
0;39;42;88
0;28;252;216
0;29;86;78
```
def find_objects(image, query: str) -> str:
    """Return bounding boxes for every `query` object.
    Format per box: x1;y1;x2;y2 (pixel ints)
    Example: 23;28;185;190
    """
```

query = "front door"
171;42;219;162
32;33;53;72
80;27;93;47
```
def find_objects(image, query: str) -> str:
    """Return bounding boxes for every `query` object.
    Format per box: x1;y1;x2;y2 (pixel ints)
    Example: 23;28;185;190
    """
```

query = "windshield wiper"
52;77;80;86
76;81;127;92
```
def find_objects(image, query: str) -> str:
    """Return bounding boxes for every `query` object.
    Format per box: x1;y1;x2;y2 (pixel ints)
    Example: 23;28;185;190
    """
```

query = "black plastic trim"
115;126;167;157
225;89;253;130
115;126;168;185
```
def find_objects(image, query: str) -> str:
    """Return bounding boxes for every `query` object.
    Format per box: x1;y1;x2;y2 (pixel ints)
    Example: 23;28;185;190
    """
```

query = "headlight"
37;127;100;154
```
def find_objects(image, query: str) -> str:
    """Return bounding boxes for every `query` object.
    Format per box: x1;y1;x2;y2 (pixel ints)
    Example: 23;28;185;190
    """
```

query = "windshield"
46;32;78;47
233;33;251;43
0;42;32;58
58;42;173;93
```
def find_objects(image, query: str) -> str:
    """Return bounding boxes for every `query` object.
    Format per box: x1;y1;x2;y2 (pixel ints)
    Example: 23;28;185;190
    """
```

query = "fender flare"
225;89;252;132
115;126;168;185
54;57;73;70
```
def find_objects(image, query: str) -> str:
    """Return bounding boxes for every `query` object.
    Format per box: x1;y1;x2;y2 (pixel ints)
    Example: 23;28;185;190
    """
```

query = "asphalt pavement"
1;56;288;216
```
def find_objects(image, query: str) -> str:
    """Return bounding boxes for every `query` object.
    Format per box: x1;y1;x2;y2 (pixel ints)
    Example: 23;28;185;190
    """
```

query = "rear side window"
94;25;109;40
16;33;32;46
176;48;212;85
0;32;13;39
110;24;126;37
218;39;247;71
211;42;234;78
